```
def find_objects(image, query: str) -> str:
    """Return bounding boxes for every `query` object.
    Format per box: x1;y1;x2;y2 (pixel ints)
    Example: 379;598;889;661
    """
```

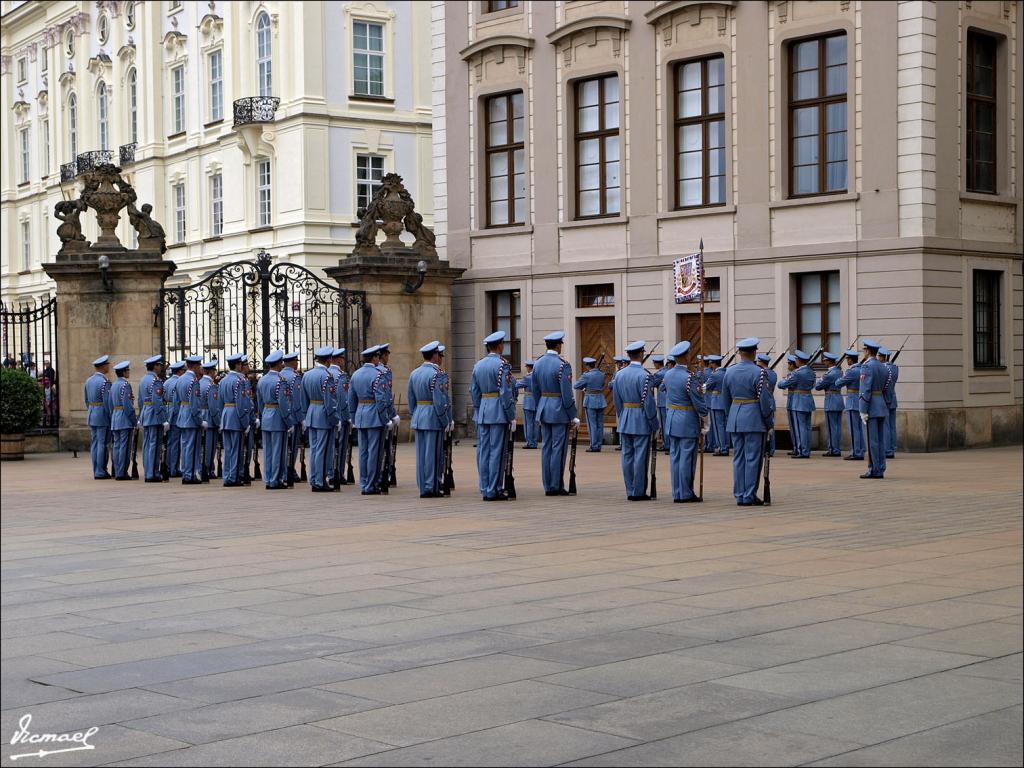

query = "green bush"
0;368;43;434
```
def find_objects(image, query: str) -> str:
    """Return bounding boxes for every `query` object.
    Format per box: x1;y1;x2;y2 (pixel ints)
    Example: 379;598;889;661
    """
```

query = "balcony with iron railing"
59;144;136;182
233;96;280;127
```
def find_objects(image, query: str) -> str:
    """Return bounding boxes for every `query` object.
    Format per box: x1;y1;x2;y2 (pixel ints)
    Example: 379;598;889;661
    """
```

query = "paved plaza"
1;445;1021;767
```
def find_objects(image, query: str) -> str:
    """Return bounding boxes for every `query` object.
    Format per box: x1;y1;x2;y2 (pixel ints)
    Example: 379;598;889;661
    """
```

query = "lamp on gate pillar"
403;260;428;294
98;253;113;292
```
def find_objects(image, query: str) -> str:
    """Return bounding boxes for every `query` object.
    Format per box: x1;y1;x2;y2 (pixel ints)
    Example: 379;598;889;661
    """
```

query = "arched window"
98;81;109;150
127;68;138;143
256;12;272;96
68;93;78;159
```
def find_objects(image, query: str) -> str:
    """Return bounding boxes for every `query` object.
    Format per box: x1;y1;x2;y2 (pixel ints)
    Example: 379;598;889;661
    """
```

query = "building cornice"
459;34;534;61
547;15;631;46
644;0;736;26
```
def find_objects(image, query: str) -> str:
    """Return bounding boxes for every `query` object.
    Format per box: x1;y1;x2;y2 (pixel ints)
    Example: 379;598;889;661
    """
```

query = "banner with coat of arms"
673;252;703;304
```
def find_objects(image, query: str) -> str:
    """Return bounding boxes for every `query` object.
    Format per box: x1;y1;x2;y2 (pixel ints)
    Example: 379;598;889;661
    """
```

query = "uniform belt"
586;390;603;394
88;401;104;406
623;402;641;408
225;403;236;407
668;404;692;410
847;387;859;392
112;406;124;410
359;399;374;404
309;399;324;404
826;390;841;394
794;389;812;394
180;401;190;406
541;392;560;397
417;400;433;405
734;398;757;404
481;393;499;398
264;404;279;409
872;390;883;395
707;390;720;395
142;401;153;406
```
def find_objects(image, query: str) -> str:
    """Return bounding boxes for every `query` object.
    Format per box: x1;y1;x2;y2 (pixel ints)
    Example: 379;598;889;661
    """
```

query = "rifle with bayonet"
567;422;579;495
770;338;798;370
641;341;662;365
378;421;391;494
345;424;355;484
889;335;910;363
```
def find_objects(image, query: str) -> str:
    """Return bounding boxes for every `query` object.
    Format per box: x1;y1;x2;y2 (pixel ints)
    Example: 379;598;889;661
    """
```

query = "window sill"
167;131;186;141
971;366;1008;374
202;236;223;243
349;94;395;105
559;215;628;230
248;226;273;234
203;119;224;129
17;270;33;276
960;191;1018;207
471;224;533;238
167;242;186;250
478;7;525;24
658;204;735;221
769;192;859;210
17;181;30;189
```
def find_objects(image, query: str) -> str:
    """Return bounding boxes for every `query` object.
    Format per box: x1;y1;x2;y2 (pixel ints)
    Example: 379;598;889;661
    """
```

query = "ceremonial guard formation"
574;357;606;452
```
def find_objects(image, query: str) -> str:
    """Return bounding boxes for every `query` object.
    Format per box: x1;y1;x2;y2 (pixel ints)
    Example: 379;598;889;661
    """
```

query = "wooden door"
677;313;722;358
577;316;616;425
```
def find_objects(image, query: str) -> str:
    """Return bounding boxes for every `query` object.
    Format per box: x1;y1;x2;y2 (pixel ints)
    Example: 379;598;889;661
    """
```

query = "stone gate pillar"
43;163;175;449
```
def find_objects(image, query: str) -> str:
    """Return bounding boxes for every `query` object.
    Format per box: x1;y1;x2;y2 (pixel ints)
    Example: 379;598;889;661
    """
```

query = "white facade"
0;0;434;299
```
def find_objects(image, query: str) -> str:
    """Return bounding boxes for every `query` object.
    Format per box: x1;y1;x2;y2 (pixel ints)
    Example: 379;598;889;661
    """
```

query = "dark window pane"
673;56;726;209
793;70;818;100
794;40;818;70
825;35;846;66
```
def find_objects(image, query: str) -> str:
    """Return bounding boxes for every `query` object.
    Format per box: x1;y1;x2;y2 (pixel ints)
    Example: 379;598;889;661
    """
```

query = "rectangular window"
257;158;272;227
675;55;726;208
966;31;997;194
487;0;519;11
576;283;615;308
356;154;385;213
41;48;47;73
485;91;525;227
575;74;620;219
172;65;185;134
789;33;847;197
174;183;186;243
973;270;1002;368
796;271;840;357
19;128;30;184
704;276;721;302
209;50;223;123
353;21;385;97
489;289;521;369
211;173;223;236
17;58;27;83
40;119;49;177
21;221;31;271
169;0;182;9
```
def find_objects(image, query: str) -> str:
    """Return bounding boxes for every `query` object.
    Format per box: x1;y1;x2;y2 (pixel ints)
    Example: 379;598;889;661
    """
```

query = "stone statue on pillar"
127;203;168;254
54;199;90;254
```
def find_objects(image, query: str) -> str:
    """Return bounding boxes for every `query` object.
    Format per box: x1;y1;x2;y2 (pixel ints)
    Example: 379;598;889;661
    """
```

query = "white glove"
201;421;209;429
701;417;711;435
348;419;354;427
860;413;869;425
572;417;581;427
288;426;294;436
255;418;261;429
244;426;250;435
163;422;170;434
301;420;306;430
391;415;400;430
446;421;454;435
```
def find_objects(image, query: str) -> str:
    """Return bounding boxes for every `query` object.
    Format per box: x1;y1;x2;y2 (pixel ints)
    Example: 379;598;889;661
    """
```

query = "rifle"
130;424;140;480
890;335;910;363
253;428;262;480
762;429;773;506
641;341;662;365
331;424;342;491
502;422;517;500
648;429;658;500
282;427;292;488
388;422;398;488
806;345;825;367
345;424;355;483
378;424;391;494
299;430;307;483
441;428;454;496
200;424;209;483
160;427;170;481
567;423;579;495
770;338;798;370
216;430;222;479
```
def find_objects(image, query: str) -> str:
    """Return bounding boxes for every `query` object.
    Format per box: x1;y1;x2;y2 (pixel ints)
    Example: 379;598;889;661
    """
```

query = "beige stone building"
434;0;1023;450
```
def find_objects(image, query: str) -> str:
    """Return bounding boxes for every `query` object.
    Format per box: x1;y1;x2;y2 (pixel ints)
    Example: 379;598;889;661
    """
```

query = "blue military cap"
624;340;645;353
93;355;110;366
705;354;722;363
169;360;186;371
878;347;890;357
823;351;840;362
239;354;249;364
544;331;565;343
756;352;771;363
651;354;665;363
283;351;299;361
144;354;163;365
113;360;131;372
265;350;284;364
786;354;797;363
361;344;380;357
669;341;691;358
794;349;811;362
185;354;202;364
419;340;440;354
524;358;535;366
378;342;391;351
844;348;859;358
202;359;217;369
437;344;446;353
613;355;628;363
582;356;597;364
332;347;346;357
667;355;676;363
226;352;243;364
737;336;759;350
862;338;881;350
483;330;506;345
315;346;334;358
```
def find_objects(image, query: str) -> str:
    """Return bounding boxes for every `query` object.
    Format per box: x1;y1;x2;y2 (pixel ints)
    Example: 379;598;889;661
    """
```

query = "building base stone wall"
899;405;1023;453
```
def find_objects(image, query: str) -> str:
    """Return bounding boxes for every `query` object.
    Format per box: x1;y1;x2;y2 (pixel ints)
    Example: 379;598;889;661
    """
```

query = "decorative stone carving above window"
163;30;188;62
547;15;631;68
645;1;734;43
87;53;113;80
460;35;534;82
199;12;224;46
117;41;136;67
13;100;31;122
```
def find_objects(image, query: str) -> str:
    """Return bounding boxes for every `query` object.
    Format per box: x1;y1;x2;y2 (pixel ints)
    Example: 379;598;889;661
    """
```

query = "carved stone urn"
80;163;137;249
376;174;415;248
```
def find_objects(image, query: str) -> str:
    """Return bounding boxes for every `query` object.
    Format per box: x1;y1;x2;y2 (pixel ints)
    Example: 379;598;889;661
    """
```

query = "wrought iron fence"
76;150;116;173
1;295;59;431
60;161;77;183
119;142;136;166
233;96;280;127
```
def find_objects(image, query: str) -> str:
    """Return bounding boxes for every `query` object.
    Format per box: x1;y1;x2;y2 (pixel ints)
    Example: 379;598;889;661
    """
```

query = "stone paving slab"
1;446;1021;767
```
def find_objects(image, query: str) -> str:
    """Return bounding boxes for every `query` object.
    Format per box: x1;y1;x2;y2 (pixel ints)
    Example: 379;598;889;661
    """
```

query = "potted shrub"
0;368;44;461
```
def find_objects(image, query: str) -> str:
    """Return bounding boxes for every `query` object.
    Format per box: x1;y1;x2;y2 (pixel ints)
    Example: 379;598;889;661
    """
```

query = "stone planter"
0;433;26;461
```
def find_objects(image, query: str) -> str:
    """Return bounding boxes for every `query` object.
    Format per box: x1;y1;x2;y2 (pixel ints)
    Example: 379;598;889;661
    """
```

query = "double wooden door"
677;313;722;357
577;317;616;425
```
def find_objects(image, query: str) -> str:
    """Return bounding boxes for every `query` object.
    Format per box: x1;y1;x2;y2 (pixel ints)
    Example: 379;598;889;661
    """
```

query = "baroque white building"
0;0;435;299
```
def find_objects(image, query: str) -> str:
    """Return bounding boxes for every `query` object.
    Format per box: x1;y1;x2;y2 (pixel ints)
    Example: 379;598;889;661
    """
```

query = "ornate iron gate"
1;295;60;430
159;251;370;371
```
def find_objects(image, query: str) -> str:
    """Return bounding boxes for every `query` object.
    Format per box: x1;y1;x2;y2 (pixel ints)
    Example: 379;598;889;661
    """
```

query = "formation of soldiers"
83;333;899;505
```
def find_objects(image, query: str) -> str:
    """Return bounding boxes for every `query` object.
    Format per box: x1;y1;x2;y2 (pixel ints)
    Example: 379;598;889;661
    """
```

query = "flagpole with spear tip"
698;238;705;502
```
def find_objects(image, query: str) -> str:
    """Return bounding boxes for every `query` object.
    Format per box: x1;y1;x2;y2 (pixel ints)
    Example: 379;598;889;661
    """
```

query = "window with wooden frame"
486;1;519;12
488;289;521;370
789;32;847;197
576;283;615;308
674;55;726;208
485;91;525;227
973;270;1001;368
966;30;997;194
796;271;840;358
574;74;620;219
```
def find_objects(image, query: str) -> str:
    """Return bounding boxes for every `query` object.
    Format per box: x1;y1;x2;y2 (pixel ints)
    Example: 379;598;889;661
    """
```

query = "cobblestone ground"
2;444;1021;767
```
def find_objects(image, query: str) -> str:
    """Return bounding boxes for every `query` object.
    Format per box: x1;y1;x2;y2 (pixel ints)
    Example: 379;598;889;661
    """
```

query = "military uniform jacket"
859;358;892;417
164;374;181;426
837;363;862;411
139;372;167;427
574;369;607;409
256;370;295;430
110;378;138;430
279;368;303;427
705;368;726;409
302;364;337;429
471;353;515;425
780;366;816;412
722;360;775;433
199;375;222;429
884;363;899;408
219;371;251;431
408;363;450;431
84;372;112;427
612;362;658;435
662;366;708;439
531;351;577;424
241;377;257;428
518;374;535;411
175;371;203;429
376;364;397;420
651;368;667;408
815;366;845;412
349;363;391;428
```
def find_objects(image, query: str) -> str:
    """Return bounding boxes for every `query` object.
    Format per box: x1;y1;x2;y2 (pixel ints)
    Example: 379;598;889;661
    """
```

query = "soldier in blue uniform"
815;351;844;456
781;349;815;458
837;349;865;460
349;345;394;494
858;339;891;479
756;353;778;456
531;331;579;496
574;356;606;452
198;360;219;481
471;331;516;501
301;347;337;492
662;341;708;503
257;350;295;490
281;352;304;483
704;355;729;456
139;354;168;482
408;341;452;497
176;355;205;484
721;337;775;506
377;343;397;420
328;348;351;487
219;353;249;487
163;360;185;477
780;355;798;455
651;355;667;450
611;355;628;452
879;347;899;458
110;360;137;480
84;355;113;479
518;360;538;449
612;340;659;501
